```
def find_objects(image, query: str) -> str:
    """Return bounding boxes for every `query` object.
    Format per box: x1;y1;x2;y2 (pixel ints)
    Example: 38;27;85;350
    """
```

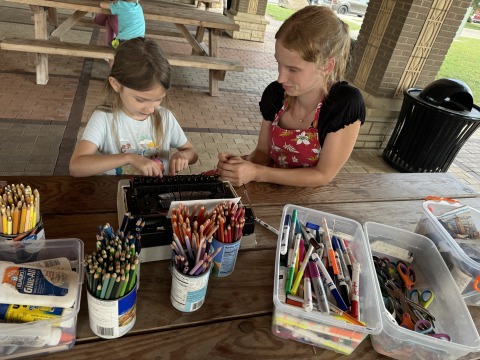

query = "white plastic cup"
87;284;137;339
170;265;210;312
211;237;242;277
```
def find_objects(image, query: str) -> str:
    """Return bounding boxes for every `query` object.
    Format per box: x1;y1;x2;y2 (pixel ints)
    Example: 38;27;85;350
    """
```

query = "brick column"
225;0;269;42
346;0;471;149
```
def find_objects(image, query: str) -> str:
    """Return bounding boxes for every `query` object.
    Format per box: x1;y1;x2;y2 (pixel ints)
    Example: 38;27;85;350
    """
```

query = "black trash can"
383;78;480;172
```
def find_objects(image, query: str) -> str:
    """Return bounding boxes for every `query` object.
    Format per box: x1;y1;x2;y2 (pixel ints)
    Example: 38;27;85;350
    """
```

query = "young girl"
216;6;365;187
70;37;198;177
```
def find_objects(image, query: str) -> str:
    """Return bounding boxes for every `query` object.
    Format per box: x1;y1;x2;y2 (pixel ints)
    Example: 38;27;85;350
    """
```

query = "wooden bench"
0;37;244;92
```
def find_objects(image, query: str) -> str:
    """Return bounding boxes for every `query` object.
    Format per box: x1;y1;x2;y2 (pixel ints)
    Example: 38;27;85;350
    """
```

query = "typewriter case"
117;176;256;262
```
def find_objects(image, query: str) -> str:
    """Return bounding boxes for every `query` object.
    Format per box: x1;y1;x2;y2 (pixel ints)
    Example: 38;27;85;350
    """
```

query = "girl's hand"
216;154;257;186
169;152;190;176
130;154;164;177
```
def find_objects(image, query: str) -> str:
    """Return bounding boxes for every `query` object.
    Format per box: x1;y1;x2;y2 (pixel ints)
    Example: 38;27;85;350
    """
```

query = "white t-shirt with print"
81;107;188;175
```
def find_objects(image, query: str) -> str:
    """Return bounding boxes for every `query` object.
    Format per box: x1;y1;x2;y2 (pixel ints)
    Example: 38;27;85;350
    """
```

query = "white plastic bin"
0;238;83;359
272;205;382;355
365;222;480;360
415;200;480;305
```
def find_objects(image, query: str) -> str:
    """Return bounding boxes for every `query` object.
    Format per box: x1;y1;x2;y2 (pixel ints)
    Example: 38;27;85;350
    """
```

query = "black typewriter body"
121;175;255;249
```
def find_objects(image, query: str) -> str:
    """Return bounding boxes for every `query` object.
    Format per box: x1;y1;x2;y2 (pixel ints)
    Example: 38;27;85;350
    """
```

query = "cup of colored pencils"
0;182;43;241
84;219;144;299
84;220;144;338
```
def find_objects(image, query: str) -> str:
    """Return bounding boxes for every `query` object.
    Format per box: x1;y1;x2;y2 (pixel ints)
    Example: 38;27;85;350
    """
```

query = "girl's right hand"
130;154;164;177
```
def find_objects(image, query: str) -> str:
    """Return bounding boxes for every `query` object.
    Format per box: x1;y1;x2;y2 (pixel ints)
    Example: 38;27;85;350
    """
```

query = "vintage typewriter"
117;174;256;262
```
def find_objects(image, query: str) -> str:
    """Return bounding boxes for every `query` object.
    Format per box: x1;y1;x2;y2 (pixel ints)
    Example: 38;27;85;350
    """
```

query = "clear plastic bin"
365;222;480;360
0;238;84;359
415;200;480;305
272;204;382;355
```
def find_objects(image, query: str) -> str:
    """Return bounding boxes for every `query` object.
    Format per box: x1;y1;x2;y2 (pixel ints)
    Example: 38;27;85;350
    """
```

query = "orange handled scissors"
397;261;416;290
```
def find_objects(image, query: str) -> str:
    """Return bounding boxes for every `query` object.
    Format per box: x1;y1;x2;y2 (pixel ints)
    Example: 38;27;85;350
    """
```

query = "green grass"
266;4;480;103
266;4;360;31
437;37;480;103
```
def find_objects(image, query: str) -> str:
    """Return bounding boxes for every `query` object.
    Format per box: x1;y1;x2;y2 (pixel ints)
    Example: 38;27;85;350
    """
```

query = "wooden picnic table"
1;173;480;359
1;0;242;95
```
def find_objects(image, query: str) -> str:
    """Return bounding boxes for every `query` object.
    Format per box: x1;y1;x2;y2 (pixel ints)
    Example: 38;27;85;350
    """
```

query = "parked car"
472;13;480;24
331;0;369;17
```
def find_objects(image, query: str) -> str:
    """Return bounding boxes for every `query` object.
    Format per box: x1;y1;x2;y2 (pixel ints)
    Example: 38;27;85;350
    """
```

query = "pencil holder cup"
170;264;211;312
87;278;137;339
211;237;242;277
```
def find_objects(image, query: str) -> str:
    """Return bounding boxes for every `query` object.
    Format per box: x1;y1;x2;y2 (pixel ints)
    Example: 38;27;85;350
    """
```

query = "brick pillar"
225;0;269;42
346;0;471;149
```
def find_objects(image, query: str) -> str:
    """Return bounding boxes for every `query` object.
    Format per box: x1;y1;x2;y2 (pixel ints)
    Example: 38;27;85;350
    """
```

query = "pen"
280;214;291;255
312;253;348;311
255;217;279;236
285;233;301;294
307;260;329;315
291;243;314;295
322;218;339;275
350;261;361;320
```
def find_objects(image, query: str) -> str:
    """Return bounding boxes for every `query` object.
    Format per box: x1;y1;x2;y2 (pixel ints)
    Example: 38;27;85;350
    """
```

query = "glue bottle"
0;324;74;347
0;262;78;308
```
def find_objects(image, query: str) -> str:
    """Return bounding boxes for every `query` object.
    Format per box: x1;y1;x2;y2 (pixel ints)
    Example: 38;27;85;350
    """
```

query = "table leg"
209;28;223;97
30;5;49;85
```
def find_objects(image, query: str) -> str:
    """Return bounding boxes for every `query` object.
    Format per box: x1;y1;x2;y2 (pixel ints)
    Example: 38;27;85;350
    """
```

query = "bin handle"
473;275;480;293
424;196;459;204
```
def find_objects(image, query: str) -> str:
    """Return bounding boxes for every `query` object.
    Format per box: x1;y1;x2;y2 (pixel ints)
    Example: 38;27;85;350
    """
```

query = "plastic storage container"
0;238;84;359
272;204;382;355
365;222;480;360
415;200;480;306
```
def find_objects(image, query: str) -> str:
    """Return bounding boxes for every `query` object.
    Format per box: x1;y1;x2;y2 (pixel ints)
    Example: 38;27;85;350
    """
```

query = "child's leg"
94;13;108;26
105;15;119;46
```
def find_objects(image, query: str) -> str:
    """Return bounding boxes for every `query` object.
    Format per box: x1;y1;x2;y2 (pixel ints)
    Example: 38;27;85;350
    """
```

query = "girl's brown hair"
100;37;171;151
275;6;350;105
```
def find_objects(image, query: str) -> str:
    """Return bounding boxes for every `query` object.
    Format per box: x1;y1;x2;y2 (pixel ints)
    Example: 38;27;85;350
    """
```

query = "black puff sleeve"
317;82;366;145
259;81;285;121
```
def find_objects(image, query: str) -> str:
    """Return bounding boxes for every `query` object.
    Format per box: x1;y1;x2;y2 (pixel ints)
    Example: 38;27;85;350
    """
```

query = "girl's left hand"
169;152;190;176
216;156;257;186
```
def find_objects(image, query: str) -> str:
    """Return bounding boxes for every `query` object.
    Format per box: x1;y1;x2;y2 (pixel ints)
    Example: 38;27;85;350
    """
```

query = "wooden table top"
5;0;239;30
1;174;479;359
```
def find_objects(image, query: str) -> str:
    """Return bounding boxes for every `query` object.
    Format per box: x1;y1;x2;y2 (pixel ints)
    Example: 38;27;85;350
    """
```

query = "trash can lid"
419;78;473;112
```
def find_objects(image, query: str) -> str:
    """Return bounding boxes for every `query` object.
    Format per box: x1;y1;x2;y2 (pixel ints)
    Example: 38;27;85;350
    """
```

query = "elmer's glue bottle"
0;324;74;347
0;262;78;308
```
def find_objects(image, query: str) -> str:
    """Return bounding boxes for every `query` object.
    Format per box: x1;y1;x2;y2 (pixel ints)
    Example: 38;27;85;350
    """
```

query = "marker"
312;253;348;311
329;302;365;327
303;268;313;312
285;233;301;294
278;266;287;303
255;217;279;236
307;260;329;315
334;251;351;308
337;236;353;278
350;261;361;320
280;214;291;255
291;243;314;295
289;209;298;249
322;218;339;275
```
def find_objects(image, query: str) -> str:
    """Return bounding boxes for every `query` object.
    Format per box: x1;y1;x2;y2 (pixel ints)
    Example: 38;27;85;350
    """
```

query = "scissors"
384;280;435;325
373;256;401;288
414;319;451;341
397;260;416;290
410;289;435;309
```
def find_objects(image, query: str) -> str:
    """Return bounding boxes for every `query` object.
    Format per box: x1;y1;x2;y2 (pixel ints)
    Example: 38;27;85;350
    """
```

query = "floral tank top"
269;101;322;168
